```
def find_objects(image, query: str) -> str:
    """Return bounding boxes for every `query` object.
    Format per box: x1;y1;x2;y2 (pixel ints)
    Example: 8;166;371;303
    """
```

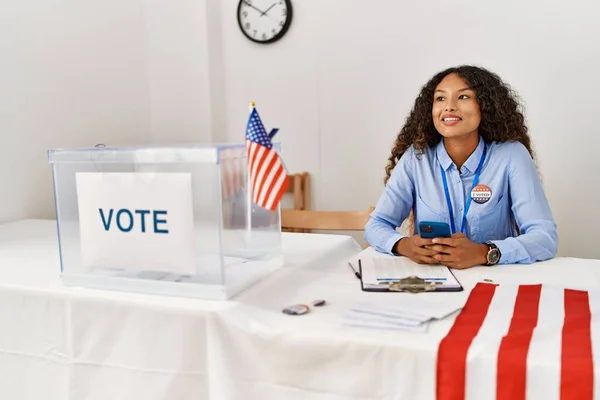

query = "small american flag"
245;106;289;211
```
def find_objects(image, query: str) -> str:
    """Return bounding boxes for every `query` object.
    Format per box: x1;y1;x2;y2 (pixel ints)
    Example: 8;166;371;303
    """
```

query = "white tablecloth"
0;219;361;400
2;219;600;399
206;246;600;399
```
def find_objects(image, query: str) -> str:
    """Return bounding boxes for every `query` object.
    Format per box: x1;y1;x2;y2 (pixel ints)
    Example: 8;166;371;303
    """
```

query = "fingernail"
432;238;439;243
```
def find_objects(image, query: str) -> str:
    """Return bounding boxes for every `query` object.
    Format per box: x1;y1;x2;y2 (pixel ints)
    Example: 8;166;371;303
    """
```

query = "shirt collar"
436;136;485;174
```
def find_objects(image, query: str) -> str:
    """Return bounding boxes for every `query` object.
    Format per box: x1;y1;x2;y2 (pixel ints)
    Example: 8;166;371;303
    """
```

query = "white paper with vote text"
76;172;196;275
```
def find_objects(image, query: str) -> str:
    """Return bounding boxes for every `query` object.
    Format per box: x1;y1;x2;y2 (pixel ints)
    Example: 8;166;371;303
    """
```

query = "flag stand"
245;101;255;245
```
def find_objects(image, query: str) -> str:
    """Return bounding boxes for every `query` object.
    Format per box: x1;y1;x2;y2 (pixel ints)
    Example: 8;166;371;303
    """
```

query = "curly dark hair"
384;65;535;184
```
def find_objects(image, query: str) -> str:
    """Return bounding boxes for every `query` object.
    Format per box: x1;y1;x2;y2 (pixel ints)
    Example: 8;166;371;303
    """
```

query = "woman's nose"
445;99;457;111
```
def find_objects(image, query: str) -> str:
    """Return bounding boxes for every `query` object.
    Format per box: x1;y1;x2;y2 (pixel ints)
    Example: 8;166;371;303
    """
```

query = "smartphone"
418;221;452;239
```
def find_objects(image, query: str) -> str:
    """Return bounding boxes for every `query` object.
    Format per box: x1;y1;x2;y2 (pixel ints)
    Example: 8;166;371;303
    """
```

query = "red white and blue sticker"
471;185;492;204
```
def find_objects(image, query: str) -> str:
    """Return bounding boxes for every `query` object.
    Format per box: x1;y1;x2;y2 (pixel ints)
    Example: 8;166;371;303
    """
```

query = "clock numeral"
245;22;251;30
242;11;248;18
279;0;284;4
245;0;252;5
271;28;277;35
281;8;287;16
279;20;284;26
253;29;257;36
262;33;267;40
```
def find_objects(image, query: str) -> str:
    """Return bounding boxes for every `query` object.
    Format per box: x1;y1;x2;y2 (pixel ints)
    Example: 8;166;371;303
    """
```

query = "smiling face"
432;73;481;140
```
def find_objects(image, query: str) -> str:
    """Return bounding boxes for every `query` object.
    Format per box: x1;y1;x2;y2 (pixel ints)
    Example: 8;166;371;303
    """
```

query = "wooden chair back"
281;207;375;232
283;172;311;232
285;172;310;211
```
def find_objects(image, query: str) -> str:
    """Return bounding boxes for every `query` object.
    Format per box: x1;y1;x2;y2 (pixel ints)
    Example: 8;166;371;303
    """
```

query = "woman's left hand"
425;233;489;269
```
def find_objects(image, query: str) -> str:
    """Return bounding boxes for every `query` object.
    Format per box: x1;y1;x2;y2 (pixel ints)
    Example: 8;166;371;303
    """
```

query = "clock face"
237;0;293;44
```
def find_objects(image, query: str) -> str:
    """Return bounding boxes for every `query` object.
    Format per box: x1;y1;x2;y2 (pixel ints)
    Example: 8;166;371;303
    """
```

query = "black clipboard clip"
380;275;437;293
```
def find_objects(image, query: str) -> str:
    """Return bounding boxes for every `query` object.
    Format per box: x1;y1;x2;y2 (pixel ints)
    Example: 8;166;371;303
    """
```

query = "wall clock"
237;0;293;44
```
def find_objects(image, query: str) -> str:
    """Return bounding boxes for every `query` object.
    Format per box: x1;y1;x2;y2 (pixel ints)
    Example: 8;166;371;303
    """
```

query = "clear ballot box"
47;143;284;300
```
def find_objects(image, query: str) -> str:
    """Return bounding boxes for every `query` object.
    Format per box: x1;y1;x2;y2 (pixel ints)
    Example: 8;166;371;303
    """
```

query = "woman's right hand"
394;236;440;264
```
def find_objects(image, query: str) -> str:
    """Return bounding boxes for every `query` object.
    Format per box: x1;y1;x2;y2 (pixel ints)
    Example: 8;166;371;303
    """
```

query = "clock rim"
236;0;293;44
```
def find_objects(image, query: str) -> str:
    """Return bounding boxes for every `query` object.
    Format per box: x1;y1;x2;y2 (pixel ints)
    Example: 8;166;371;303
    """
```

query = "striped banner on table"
437;282;596;399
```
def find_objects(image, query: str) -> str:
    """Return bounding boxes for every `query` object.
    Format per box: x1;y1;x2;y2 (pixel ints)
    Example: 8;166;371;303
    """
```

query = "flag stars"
247;111;272;149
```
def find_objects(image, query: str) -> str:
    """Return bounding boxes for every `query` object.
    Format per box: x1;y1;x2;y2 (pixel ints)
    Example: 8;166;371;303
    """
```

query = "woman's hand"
426;233;489;269
394;235;439;264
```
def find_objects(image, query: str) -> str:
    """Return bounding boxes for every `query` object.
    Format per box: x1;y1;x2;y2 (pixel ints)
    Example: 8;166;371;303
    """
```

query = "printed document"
359;256;462;290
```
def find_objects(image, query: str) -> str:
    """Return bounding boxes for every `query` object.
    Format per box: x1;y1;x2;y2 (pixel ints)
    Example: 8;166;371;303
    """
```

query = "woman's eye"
459;94;469;100
436;96;445;101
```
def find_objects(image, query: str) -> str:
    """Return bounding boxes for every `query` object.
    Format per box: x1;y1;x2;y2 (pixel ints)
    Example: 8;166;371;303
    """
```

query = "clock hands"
261;3;276;16
243;1;278;21
243;1;266;16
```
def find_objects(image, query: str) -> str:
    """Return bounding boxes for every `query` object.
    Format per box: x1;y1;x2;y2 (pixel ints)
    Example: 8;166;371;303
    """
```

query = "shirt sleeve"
490;142;558;264
364;147;415;255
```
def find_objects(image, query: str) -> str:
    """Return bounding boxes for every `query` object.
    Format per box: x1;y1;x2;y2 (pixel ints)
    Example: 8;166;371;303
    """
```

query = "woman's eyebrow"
435;87;473;93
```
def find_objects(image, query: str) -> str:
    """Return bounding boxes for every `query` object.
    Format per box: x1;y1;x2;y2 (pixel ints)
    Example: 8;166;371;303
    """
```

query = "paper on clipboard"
359;256;462;291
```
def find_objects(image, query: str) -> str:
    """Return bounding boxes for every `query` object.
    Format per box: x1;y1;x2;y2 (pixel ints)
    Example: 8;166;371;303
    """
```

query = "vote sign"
75;172;195;275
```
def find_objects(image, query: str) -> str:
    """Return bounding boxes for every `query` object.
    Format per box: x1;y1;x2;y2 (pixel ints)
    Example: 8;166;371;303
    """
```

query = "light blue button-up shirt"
364;137;558;264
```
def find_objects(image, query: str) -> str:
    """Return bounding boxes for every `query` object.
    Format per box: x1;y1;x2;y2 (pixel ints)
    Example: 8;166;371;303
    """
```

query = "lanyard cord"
440;145;487;234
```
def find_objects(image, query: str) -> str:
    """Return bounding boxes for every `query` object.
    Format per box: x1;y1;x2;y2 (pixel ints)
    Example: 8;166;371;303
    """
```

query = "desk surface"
208;249;600;400
1;219;599;400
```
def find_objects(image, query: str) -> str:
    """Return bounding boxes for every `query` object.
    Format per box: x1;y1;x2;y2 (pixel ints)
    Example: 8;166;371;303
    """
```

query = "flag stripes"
436;283;597;400
496;284;541;400
560;289;593;400
437;282;496;400
220;147;245;201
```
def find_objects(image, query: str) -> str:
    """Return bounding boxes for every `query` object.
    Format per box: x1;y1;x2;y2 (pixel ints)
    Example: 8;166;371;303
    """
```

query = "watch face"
488;249;500;264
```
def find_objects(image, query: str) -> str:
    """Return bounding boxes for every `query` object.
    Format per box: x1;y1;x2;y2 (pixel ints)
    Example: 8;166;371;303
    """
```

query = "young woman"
364;65;558;269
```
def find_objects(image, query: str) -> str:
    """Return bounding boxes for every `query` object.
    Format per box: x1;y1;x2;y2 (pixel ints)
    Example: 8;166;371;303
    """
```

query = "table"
0;219;361;400
2;219;600;399
207;247;600;400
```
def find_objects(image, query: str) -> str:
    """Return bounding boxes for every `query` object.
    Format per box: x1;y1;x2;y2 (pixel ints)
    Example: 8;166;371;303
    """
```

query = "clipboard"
358;258;464;293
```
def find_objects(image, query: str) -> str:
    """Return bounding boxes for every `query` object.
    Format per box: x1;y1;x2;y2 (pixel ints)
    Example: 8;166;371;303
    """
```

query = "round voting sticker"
471;185;492;204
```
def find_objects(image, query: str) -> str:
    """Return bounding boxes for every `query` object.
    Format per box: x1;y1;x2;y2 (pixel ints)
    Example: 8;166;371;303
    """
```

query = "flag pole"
246;101;255;243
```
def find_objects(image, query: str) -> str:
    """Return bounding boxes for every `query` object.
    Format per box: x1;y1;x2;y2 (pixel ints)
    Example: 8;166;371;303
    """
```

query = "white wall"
4;0;600;259
0;0;219;223
0;0;152;222
143;0;219;144
215;0;600;259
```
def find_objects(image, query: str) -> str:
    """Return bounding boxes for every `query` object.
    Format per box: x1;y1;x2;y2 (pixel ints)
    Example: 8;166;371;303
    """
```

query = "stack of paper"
342;297;464;332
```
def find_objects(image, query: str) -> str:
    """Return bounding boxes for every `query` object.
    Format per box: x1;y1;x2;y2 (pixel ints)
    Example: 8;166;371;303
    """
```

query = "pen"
348;262;361;280
376;278;447;281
